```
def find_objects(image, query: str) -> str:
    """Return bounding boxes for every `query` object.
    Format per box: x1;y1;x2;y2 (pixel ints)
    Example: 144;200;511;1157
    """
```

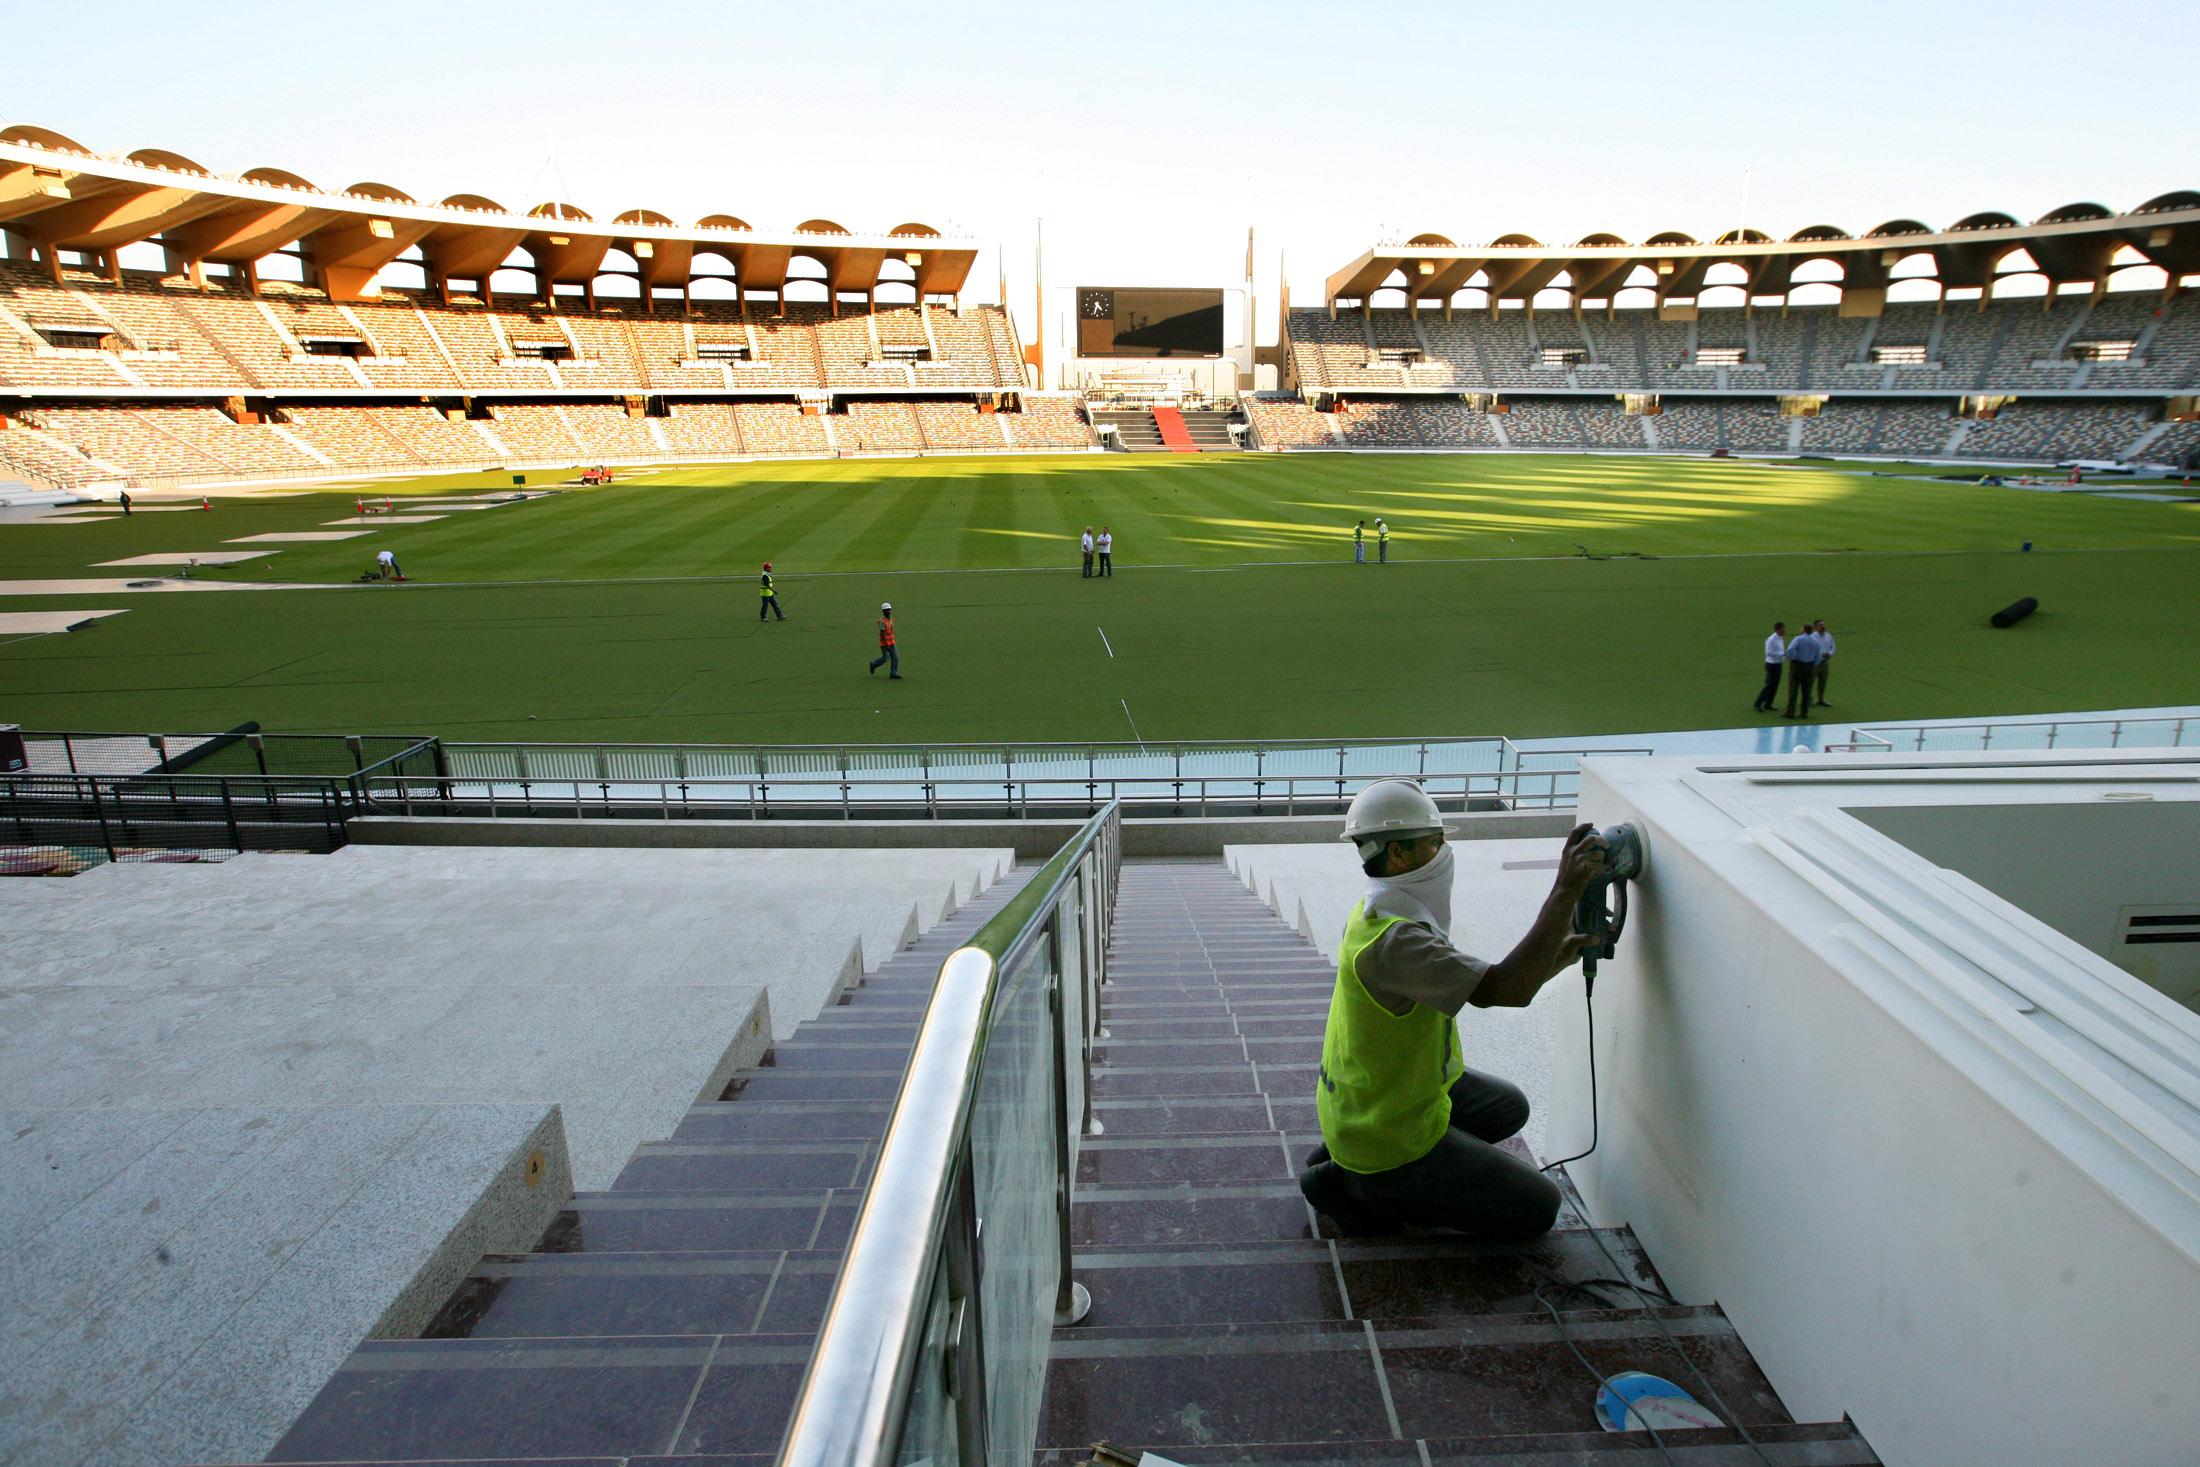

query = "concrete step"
267;1331;811;1462
1038;1309;1792;1449
610;1138;875;1193
425;1247;842;1340
555;1186;863;1253
1032;1422;1880;1464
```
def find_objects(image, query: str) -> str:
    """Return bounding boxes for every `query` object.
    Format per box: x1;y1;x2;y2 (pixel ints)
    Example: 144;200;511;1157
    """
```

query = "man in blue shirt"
1783;620;1822;719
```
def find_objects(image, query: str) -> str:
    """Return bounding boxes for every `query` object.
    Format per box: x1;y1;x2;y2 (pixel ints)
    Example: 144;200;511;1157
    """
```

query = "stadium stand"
1244;395;1332;448
1005;396;1096;449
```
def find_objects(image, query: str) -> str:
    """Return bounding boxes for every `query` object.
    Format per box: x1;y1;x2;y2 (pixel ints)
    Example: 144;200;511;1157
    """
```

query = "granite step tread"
1038;1310;1794;1448
1030;1421;1880;1464
424;1247;846;1341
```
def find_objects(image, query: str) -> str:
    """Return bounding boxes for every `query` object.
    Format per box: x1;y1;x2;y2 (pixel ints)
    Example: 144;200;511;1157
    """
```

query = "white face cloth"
1365;841;1455;935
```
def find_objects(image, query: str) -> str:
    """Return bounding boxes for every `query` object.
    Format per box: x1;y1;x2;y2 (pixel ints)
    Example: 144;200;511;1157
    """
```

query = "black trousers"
1098;552;1112;577
1299;1067;1562;1242
1784;660;1816;716
1082;551;1093;578
1755;662;1783;710
759;594;783;621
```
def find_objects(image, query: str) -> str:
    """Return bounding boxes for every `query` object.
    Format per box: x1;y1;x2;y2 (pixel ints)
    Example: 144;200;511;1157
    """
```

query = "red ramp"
1152;408;1198;452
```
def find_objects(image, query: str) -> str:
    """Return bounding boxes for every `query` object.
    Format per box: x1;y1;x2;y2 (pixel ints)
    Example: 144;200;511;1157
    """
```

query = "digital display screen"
1075;287;1224;358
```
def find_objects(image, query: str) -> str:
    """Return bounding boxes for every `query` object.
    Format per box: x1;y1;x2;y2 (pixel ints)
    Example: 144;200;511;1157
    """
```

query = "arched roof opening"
1866;219;1931;237
1788;282;1842;307
1698;284;1747;308
2035;201;2110;225
0;124;91;153
1612;286;1658;311
1791;257;1846;285
1490;232;1542;248
1994;246;2042;274
245;166;318;191
889;222;942;238
2137;190;2200;213
498;246;537;268
697;214;751;232
126;148;207;175
1574;232;1629;248
1378;267;1409;289
1405;232;1456;248
878;256;916;282
1885;277;1942;303
1888;251;1939;279
1789;224;1850;242
529;201;592;222
1703;262;1749;287
1713;228;1771;245
690;276;739;300
796;218;850;235
1532;286;1572;310
1950;210;2017;232
441;192;505;212
615;209;674;227
1620;265;1659;289
345;181;415;203
1448;286;1489;310
1644;231;1698;246
2104;262;2170;292
598;247;640;274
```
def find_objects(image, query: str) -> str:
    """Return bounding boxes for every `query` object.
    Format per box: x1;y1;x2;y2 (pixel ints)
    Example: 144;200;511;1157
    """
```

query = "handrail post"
1046;908;1091;1329
220;778;240;852
944;1158;990;1467
90;777;117;864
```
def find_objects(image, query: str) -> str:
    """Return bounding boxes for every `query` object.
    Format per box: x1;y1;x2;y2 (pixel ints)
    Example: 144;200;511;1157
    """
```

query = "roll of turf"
1990;597;2039;628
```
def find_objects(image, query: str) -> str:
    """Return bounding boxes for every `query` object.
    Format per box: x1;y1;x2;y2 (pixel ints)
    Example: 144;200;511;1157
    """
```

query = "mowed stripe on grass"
1;453;2194;743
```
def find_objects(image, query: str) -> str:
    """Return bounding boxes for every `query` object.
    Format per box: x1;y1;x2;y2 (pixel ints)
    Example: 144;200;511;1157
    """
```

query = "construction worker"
1376;516;1390;563
868;601;901;678
759;562;785;621
1299;780;1607;1241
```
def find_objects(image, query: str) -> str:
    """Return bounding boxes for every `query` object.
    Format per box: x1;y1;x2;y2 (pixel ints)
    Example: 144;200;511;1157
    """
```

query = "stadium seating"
1244;395;1334;448
1005;397;1095;449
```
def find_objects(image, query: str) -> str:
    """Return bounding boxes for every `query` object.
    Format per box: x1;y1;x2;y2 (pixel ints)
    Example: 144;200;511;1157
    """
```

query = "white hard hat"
1342;779;1451;859
881;601;892;612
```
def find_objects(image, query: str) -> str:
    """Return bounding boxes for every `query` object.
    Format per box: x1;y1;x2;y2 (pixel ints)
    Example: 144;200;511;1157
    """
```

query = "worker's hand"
1556;823;1608;895
1556;929;1597;967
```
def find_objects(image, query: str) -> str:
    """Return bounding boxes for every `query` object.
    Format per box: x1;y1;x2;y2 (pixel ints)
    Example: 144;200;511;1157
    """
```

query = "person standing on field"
759;562;785;622
1096;527;1113;578
1783;620;1821;719
1354;519;1366;564
1376;516;1390;564
1813;620;1835;708
868;601;901;679
1753;621;1786;713
1080;526;1095;579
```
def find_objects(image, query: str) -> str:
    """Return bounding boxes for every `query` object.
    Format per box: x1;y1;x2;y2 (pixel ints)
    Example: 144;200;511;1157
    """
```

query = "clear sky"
9;0;2196;328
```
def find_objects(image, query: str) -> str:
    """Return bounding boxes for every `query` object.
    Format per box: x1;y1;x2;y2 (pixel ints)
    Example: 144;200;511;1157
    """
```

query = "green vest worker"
1301;779;1608;1241
758;562;785;622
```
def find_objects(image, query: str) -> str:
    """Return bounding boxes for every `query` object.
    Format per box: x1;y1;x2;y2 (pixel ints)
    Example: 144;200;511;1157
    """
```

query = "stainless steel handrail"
777;801;1121;1467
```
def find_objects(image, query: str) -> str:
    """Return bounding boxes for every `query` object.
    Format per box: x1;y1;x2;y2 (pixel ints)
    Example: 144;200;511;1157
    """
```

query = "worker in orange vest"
868;602;901;679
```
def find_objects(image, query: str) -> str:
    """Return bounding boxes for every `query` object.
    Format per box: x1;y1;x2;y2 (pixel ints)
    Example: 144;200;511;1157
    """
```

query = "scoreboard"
1075;287;1224;358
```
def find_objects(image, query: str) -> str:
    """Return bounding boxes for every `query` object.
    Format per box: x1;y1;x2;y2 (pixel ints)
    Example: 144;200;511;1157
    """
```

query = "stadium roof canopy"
0;124;979;305
1325;194;2200;310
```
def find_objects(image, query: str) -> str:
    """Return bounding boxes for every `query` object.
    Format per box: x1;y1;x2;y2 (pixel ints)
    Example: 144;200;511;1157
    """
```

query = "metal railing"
1827;714;2195;755
778;801;1121;1467
3;736;444;865
0;771;362;862
361;761;1627;822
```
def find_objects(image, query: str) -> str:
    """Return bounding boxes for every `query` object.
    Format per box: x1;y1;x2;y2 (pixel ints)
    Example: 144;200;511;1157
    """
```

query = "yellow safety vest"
1315;900;1462;1173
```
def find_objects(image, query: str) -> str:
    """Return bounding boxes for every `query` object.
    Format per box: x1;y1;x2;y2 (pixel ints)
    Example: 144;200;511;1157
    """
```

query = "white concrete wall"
1553;755;2200;1467
1856;799;2200;1008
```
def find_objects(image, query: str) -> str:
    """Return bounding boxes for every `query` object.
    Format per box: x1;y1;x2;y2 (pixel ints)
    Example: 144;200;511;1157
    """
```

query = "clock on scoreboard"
1074;287;1224;358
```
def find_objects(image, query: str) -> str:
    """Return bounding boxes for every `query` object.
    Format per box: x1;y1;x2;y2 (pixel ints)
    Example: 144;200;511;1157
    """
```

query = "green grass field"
4;453;2196;745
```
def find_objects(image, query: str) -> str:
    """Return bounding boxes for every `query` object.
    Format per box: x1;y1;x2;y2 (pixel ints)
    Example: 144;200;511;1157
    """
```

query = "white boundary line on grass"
1120;698;1145;748
1098;626;1115;658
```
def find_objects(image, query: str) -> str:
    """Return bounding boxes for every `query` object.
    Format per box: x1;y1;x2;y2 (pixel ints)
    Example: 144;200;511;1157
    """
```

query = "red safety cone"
201;496;211;510
356;497;366;514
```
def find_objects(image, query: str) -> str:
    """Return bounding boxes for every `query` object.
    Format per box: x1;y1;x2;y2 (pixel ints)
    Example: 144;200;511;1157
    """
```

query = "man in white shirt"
1783;621;1822;719
1096;527;1113;578
1080;527;1095;579
1813;620;1836;708
376;548;404;583
1753;621;1786;712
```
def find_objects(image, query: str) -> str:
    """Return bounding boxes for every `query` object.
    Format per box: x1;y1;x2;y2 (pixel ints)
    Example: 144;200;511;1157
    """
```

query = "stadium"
3;14;2199;1467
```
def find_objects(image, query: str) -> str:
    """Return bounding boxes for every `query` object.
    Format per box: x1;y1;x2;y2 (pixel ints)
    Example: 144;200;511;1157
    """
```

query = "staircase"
1094;409;1240;453
262;869;1034;1464
1035;861;1879;1464
1152;407;1198;452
